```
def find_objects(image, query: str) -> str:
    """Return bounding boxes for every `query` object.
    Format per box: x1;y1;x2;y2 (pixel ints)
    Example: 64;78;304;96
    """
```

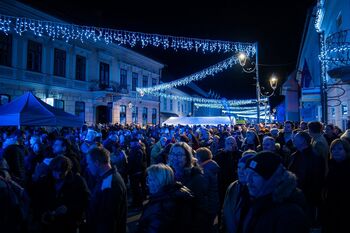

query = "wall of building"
0;0;164;126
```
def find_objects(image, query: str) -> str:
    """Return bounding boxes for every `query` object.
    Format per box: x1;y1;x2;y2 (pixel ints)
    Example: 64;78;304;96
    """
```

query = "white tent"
163;116;235;126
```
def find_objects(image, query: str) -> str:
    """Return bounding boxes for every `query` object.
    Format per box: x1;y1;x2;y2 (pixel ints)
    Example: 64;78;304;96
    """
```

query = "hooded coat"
240;167;309;233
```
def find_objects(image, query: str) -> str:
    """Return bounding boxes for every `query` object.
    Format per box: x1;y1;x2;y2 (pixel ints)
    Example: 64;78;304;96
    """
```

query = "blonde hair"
147;164;175;191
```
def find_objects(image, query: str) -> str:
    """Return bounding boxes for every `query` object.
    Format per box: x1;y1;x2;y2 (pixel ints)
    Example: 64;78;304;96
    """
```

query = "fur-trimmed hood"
255;165;300;204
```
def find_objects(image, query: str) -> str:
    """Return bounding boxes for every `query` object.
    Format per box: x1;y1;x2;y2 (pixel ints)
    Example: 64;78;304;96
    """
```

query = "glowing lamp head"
238;52;247;66
269;76;278;90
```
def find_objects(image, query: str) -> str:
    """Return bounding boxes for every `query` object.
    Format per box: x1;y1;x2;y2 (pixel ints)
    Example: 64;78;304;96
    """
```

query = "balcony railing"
325;29;350;70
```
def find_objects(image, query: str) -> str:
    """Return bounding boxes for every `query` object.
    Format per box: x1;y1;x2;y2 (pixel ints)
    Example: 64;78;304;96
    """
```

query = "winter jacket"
200;159;220;215
136;182;194;233
128;147;147;176
42;172;90;233
222;181;250;233
239;167;309;233
323;158;350;233
88;168;127;233
180;166;211;233
288;146;325;206
214;149;242;204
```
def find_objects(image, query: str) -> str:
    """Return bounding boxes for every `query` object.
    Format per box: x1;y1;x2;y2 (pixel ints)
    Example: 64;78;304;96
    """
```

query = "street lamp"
238;44;279;124
238;42;260;123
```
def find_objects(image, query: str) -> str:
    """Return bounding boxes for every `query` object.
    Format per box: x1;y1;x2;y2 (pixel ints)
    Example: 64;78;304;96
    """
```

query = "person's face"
86;154;99;176
225;138;236;151
246;169;266;198
326;126;334;136
168;146;187;172
52;140;65;155
160;138;167;147
32;143;40;154
201;130;209;140
146;175;158;194
331;143;347;162
52;170;68;181
237;162;248;184
284;123;293;133
271;129;279;138
30;137;38;147
293;134;306;151
263;138;275;152
300;123;307;130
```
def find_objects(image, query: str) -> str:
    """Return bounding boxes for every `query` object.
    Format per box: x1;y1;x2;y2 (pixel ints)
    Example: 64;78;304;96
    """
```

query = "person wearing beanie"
222;150;256;233
239;151;309;233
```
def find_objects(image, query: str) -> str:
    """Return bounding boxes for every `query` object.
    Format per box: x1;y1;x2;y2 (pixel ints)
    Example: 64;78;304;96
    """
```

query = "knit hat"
246;151;282;180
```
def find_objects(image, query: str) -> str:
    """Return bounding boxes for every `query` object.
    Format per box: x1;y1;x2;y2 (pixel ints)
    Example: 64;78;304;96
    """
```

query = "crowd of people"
0;120;350;233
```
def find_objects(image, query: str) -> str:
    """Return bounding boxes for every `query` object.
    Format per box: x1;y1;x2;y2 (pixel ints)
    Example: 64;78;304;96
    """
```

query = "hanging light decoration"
0;14;256;55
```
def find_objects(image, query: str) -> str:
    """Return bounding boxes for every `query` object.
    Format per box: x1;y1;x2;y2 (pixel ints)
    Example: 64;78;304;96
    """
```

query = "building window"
120;105;126;125
0;94;10;105
152;78;157;86
27;40;42;72
178;101;180;112
163;97;167;110
342;104;348;115
75;101;85;121
331;107;335;118
54;99;64;110
142;75;148;87
152;108;157;125
120;68;127;89
132;72;138;91
142;107;148;125
181;104;184;113
0;34;12;67
132;107;138;124
336;12;343;28
54;48;66;77
170;99;173;111
342;119;348;131
99;62;109;89
76;55;86;81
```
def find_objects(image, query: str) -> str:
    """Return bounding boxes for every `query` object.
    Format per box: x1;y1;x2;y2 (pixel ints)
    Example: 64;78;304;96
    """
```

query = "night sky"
19;0;316;105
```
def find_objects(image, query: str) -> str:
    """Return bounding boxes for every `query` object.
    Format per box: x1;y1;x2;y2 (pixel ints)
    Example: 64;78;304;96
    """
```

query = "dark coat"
180;166;211;233
239;170;309;233
201;159;220;215
88;168;127;233
136;182;194;233
288;146;326;206
214;149;241;204
128;147;146;176
222;181;250;233
323;158;350;233
42;172;90;233
2;144;26;186
0;176;26;233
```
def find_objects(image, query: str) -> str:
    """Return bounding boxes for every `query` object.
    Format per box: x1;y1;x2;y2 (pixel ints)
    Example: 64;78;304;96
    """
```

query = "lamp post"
238;42;260;123
238;46;278;124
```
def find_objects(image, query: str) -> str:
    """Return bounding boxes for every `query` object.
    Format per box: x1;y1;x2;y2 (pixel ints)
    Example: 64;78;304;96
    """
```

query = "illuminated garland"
146;91;261;105
194;103;268;110
0;14;256;54
137;56;238;94
315;0;324;32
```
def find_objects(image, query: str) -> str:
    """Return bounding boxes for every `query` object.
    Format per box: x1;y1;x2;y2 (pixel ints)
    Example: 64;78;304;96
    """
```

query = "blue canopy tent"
0;92;84;127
